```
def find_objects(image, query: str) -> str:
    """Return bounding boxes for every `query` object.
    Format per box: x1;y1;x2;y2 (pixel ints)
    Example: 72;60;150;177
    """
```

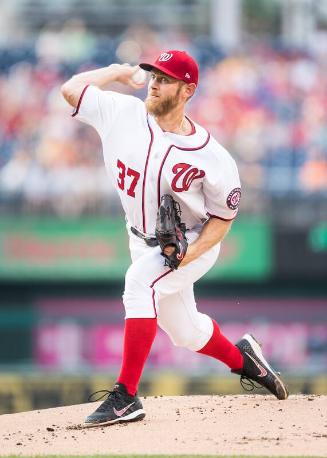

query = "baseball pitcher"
61;49;288;426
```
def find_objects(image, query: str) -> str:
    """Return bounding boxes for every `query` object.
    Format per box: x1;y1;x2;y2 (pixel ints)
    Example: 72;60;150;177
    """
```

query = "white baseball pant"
123;228;220;351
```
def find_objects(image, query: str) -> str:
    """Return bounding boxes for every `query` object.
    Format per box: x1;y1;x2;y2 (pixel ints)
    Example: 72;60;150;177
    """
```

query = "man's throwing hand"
115;64;147;89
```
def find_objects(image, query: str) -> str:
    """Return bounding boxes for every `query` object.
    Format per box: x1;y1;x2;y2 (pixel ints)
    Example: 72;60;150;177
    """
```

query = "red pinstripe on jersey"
141;120;154;233
207;212;238;221
72;85;90;117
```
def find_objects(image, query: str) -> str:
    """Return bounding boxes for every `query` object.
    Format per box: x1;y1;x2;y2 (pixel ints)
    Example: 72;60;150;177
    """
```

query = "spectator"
0;27;326;217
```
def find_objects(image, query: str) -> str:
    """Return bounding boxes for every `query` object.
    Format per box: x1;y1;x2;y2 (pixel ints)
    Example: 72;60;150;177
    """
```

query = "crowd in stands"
0;22;326;217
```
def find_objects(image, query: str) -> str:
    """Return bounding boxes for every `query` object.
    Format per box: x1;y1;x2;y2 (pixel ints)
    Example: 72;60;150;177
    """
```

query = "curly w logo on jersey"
171;163;205;192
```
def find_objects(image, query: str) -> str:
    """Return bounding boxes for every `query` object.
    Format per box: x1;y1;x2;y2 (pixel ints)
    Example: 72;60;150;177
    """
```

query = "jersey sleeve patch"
226;187;241;210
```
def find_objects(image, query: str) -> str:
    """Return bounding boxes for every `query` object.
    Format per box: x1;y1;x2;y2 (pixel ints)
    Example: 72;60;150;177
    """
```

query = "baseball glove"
155;194;188;270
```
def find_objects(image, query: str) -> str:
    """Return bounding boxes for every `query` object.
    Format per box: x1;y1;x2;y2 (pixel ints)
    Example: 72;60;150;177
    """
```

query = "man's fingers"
117;65;146;89
163;246;176;256
128;80;146;89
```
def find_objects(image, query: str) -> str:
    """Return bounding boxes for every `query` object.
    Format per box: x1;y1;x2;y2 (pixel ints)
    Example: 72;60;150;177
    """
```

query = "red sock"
117;317;157;396
197;319;243;370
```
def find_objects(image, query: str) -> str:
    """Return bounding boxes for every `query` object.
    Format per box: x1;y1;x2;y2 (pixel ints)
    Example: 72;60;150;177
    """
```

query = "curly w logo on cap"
158;53;173;62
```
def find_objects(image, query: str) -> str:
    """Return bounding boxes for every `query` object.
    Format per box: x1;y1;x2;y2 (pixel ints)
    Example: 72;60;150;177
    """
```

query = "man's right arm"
61;64;145;108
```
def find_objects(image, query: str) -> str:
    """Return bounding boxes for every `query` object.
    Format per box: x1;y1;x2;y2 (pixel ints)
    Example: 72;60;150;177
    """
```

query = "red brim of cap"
139;62;182;82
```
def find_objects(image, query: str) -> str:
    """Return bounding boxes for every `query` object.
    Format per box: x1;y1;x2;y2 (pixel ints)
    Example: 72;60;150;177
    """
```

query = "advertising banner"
0;216;272;280
33;297;327;375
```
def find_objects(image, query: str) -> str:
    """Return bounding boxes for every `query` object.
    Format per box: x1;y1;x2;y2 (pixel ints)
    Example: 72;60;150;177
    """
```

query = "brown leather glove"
155;194;188;270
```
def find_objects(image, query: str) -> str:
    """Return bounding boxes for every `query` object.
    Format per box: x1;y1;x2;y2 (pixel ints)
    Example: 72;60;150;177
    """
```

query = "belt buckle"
131;226;158;247
144;237;158;248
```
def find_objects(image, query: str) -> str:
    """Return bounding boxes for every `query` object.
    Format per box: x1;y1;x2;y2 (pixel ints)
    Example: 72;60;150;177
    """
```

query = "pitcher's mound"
0;395;326;456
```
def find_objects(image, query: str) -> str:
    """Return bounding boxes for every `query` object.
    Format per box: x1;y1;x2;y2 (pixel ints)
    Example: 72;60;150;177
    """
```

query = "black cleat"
84;383;145;426
232;334;289;400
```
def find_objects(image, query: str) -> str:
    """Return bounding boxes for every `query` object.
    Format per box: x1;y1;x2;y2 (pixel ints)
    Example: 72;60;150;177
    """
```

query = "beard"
145;86;182;117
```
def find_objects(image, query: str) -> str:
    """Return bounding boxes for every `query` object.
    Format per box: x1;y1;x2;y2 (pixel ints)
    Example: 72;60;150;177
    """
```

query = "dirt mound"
0;395;326;456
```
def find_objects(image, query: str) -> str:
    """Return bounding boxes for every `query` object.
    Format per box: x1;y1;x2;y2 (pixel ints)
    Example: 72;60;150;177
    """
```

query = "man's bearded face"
145;78;183;117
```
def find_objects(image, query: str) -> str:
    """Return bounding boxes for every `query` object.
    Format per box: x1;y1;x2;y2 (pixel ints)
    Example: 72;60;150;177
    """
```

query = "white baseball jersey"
73;85;241;236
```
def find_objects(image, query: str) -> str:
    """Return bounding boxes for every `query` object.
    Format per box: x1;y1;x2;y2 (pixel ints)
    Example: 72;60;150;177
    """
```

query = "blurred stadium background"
0;0;326;414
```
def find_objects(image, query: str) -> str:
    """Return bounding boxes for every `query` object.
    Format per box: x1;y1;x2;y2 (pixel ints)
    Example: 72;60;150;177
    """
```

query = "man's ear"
184;83;196;100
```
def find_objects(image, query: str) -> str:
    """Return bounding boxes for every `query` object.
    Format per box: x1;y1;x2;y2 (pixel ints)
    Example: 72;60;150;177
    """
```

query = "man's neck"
155;110;192;136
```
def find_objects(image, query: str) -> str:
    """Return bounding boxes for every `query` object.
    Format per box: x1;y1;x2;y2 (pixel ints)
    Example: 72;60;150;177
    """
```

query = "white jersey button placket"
144;137;169;235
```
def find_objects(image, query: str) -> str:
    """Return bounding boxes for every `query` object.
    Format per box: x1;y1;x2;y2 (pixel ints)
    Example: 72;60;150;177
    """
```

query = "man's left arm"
179;217;232;267
178;148;241;267
163;217;232;267
163;148;240;267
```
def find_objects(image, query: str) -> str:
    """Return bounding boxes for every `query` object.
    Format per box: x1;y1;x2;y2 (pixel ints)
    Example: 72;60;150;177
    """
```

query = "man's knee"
170;329;196;350
159;312;213;351
159;320;202;350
